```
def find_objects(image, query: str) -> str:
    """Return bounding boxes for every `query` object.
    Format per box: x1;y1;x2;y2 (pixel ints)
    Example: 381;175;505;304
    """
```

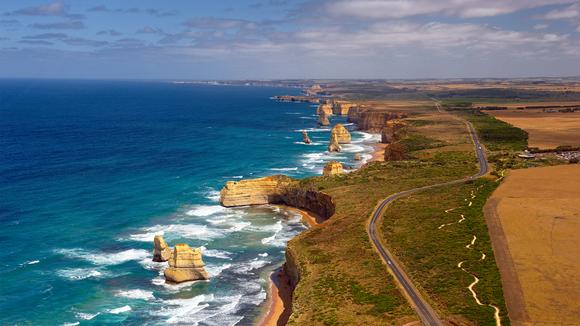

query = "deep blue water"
0;80;378;325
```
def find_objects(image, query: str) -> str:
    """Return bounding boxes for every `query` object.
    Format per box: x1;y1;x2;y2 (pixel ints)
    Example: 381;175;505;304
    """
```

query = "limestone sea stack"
330;124;351;143
318;112;330;126
328;133;342;152
316;104;333;117
302;130;312;144
153;235;172;262
354;153;362;161
164;244;209;283
323;161;344;176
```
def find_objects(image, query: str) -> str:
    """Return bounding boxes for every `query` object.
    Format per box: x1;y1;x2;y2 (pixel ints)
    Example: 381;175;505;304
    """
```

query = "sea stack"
164;244;209;283
323;161;344;176
318;112;330;126
316;104;333;117
332;102;353;115
354;153;362;161
302;130;312;144
153;235;172;262
330;124;351;143
328;133;342;152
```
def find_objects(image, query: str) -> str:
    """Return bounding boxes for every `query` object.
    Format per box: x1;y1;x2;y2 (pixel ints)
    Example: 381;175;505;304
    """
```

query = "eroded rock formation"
302;131;312;144
164;244;209;283
330;124;351;144
316;104;333;117
306;84;323;96
323;161;344;176
381;119;407;144
348;107;402;132
153;235;172;262
328;133;342;152
219;175;335;219
318;112;330;126
354;153;362;161
332;101;354;115
220;175;293;207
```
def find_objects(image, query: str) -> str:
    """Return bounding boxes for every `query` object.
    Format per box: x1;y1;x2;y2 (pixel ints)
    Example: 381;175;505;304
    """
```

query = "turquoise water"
0;80;378;325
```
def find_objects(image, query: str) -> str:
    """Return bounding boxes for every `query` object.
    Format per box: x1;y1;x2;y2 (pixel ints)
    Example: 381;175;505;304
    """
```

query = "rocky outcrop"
354;153;362;161
348;107;402;132
332;101;354;115
153;235;172;262
316;104;333;117
302;131;312;144
381;119;407;144
318;112;330;126
330;124;351;144
306;84;323;96
273;95;320;104
220;175;293;207
328;133;342;152
220;175;335;220
164;244;209;283
323;161;344;176
384;143;408;161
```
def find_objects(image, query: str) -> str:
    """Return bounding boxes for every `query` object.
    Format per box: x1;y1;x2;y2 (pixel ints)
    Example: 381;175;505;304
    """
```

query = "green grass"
456;110;528;151
380;179;509;325
398;134;446;152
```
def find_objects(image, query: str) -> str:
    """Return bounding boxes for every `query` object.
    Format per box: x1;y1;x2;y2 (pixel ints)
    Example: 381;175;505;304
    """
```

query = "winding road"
367;103;489;325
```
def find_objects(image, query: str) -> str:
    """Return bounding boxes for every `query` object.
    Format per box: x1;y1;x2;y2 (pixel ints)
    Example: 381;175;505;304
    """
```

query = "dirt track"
485;165;580;325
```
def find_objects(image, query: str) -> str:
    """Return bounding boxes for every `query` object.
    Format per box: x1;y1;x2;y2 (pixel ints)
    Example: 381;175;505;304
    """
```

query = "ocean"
0;80;379;325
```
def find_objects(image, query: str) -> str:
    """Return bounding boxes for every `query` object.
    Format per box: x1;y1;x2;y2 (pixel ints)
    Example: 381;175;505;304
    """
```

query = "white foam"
205;189;221;202
155;294;211;323
186;205;227;217
55;248;149;266
26;260;40;265
200;247;233;260
205;263;232;277
228;221;251;232
294;127;329;132
75;312;100;320
138;258;166;271
108;305;131;314
115;289;155;301
129;224;224;242
235;258;269;274
57;268;107;281
62;322;79;326
161;295;243;325
258;253;269;257
269;167;298;171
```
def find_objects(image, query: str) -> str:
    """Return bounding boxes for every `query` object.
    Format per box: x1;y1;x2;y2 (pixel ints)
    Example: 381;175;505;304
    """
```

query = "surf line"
439;190;502;326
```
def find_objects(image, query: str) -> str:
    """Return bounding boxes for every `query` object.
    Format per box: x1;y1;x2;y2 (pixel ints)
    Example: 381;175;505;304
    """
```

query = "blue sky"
1;0;579;79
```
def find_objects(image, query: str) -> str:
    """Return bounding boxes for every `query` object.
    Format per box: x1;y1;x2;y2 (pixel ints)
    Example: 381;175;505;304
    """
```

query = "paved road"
367;104;489;325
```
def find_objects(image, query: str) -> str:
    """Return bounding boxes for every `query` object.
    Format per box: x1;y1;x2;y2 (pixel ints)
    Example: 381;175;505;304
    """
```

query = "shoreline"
258;206;320;326
258;142;384;326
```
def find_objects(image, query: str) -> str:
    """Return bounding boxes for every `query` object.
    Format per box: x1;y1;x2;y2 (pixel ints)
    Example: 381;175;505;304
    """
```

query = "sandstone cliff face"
302;131;312;144
381;119;407;144
328;133;342;152
219;175;335;220
284;246;301;289
318;112;330;126
164;244;209;283
153;235;172;262
332;102;353;115
316;104;333;116
323;161;344;176
348;107;401;132
330;124;351;144
220;175;293;207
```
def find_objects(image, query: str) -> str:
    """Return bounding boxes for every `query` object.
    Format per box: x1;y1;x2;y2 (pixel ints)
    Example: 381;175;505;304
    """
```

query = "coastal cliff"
219;175;335;220
347;107;402;132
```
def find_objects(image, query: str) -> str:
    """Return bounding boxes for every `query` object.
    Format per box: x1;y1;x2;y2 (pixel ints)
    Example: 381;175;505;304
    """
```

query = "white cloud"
543;3;579;19
324;0;576;19
534;24;549;30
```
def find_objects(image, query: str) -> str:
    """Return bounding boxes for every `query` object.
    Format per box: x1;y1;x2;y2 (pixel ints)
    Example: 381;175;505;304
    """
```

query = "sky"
1;0;580;79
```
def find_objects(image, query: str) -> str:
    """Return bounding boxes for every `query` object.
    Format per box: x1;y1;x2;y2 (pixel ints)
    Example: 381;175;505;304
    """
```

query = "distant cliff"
347;107;402;132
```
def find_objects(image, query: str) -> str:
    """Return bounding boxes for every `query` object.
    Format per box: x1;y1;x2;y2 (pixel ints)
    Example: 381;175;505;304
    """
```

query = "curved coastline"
228;97;386;325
